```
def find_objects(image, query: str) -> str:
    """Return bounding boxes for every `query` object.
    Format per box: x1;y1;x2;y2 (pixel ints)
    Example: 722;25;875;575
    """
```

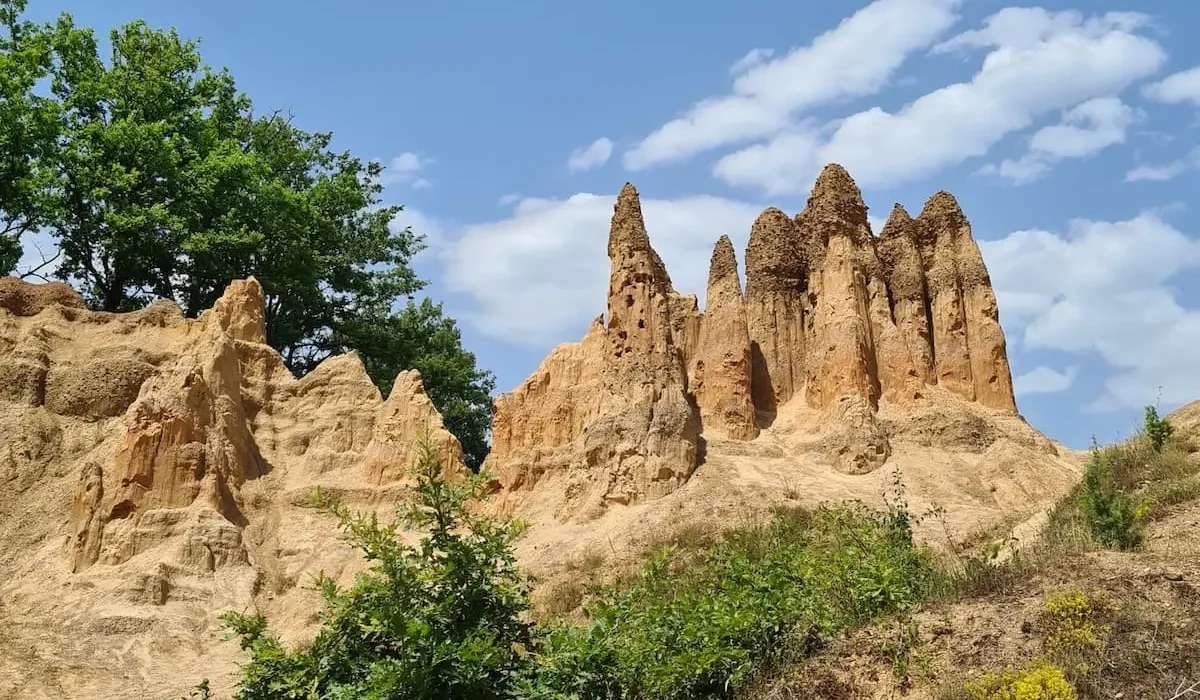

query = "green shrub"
524;492;935;700
1079;447;1143;550
1144;405;1174;453
223;437;535;700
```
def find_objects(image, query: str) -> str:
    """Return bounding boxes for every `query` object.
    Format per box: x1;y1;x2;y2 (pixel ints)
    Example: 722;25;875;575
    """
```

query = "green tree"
0;0;59;274
13;5;494;460
224;438;533;699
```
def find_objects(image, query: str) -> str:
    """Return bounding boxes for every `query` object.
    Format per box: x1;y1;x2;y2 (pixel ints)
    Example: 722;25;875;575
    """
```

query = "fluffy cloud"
1014;366;1079;396
982;213;1200;411
381;152;433;189
622;0;962;170
982;97;1139;184
567;138;614;172
1143;66;1200;105
714;9;1165;194
440;193;763;345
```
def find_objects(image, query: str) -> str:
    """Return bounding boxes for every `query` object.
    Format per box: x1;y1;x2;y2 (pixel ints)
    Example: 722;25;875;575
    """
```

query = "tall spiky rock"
487;184;700;519
744;208;807;413
915;192;1015;411
693;236;758;440
878;204;936;386
798;164;881;410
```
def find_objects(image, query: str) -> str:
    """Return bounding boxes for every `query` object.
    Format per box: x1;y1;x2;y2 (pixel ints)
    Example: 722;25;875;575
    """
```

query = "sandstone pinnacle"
708;235;739;287
805;162;871;237
744;207;806;410
694;236;758;440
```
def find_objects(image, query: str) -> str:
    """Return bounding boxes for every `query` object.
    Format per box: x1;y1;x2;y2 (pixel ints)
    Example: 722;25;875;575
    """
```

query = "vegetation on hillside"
0;0;493;466
212;405;1200;700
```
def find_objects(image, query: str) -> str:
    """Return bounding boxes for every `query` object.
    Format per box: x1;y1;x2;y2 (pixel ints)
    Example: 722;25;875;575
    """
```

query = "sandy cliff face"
0;277;463;699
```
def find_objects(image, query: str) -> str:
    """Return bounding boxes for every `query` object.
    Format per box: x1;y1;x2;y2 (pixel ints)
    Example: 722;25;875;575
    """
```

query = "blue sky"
25;0;1200;449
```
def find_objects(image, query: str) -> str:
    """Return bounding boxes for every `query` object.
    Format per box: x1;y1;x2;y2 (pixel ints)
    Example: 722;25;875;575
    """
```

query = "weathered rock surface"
0;276;464;699
489;184;700;519
693;236;758;441
744;208;807;413
490;162;1022;511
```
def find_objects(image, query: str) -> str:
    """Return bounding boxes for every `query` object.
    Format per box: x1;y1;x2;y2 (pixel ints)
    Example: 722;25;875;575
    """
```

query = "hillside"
1;164;1084;699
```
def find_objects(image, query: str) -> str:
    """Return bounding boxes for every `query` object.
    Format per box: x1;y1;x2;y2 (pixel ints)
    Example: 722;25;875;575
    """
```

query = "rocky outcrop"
914;193;1016;412
489;185;700;518
490;163;1019;510
744;208;807;413
0;276;464;579
0;275;86;316
692;236;758;441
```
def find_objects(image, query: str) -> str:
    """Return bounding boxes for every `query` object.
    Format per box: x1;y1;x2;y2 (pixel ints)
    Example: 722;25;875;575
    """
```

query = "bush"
1144;405;1174;453
1079;447;1143;550
963;664;1076;700
223;437;535;700
523;491;936;700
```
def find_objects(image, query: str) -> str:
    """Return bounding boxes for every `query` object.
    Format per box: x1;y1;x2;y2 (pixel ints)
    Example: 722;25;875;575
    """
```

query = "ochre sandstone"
692;236;758;441
0;275;464;698
489;163;1022;510
490;184;700;519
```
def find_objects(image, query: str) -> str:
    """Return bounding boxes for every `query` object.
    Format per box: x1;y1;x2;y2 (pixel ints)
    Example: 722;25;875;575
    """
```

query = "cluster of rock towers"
487;163;1016;515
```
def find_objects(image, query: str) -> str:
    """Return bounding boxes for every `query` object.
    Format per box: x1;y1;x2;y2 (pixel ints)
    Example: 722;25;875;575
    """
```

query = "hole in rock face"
109;500;137;520
637;319;645;329
625;295;634;308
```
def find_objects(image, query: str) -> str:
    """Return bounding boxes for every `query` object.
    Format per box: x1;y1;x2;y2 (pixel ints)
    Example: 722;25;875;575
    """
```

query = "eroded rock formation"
489;163;1018;511
0;275;464;577
490;185;700;519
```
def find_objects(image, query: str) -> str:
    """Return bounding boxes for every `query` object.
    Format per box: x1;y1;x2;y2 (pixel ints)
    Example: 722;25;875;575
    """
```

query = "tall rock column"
914;192;1016;411
596;183;700;503
693;236;759;440
744;208;807;413
799;164;880;410
878;204;936;386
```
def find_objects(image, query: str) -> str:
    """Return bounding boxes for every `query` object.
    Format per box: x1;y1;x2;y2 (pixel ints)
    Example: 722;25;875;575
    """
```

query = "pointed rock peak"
806;163;867;221
206;277;267;344
389;369;428;401
917;190;967;223
880;203;916;239
708;235;739;287
608;182;651;256
754;206;791;228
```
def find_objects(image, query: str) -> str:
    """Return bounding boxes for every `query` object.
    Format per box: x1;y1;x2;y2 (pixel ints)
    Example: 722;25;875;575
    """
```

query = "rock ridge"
488;163;1018;515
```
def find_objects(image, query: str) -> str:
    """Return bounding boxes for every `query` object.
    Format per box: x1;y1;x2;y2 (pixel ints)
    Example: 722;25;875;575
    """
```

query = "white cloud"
730;48;775;76
1143;66;1200;105
1014;366;1078;396
622;0;963;170
440;192;763;345
497;193;521;207
982;97;1139;184
381;152;434;188
567;138;614;172
982;212;1200;411
1124;147;1200;182
714;8;1165;194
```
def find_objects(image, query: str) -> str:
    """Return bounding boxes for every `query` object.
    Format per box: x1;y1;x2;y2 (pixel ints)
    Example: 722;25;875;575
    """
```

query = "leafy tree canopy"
0;2;494;466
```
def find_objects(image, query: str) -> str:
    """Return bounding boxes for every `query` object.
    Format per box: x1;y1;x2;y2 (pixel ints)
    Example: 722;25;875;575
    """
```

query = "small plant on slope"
222;436;534;700
1079;443;1143;550
1144;404;1175;453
